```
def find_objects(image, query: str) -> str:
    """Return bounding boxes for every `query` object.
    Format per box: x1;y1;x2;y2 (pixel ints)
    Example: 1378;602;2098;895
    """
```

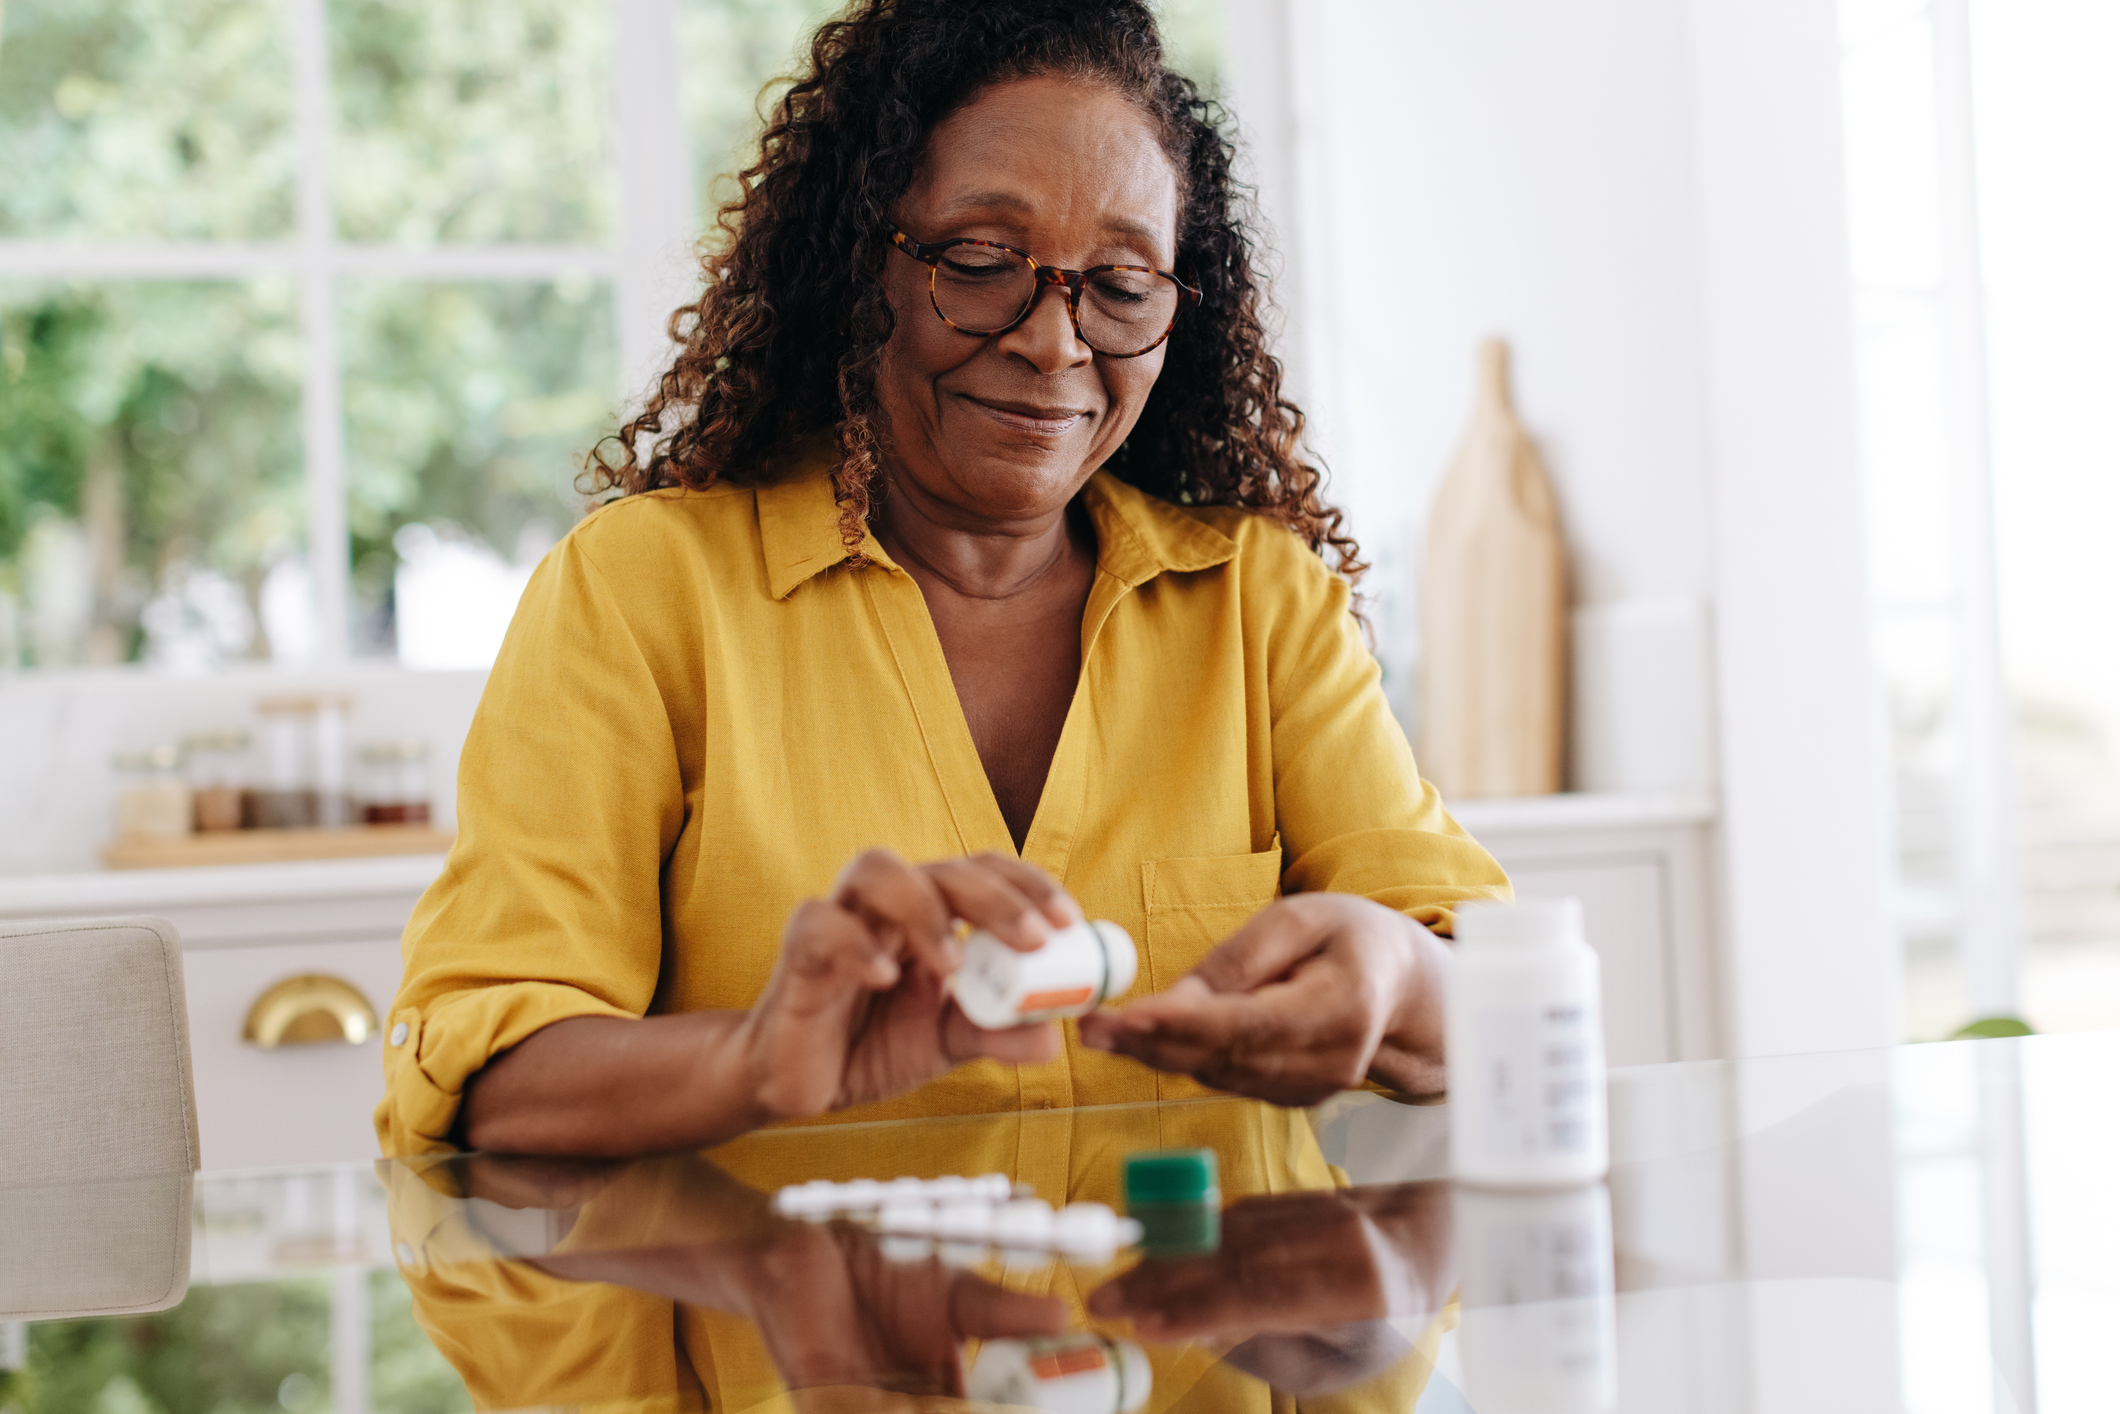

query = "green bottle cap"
1123;1148;1220;1208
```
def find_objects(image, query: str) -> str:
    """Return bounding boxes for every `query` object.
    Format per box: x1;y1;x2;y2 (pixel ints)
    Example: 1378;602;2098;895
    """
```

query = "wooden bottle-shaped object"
1418;339;1568;799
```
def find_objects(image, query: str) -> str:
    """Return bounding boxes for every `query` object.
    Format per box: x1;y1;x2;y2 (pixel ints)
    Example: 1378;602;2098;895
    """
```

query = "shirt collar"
756;454;1237;601
756;451;887;600
1077;470;1239;588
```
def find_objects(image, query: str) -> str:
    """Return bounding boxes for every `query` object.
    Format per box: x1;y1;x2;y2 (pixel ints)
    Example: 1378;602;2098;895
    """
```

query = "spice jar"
112;745;192;840
951;920;1137;1029
248;695;352;829
355;739;432;825
184;730;251;833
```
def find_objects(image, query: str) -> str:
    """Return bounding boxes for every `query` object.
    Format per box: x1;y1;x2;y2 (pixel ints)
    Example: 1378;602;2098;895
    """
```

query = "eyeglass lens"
932;245;1178;354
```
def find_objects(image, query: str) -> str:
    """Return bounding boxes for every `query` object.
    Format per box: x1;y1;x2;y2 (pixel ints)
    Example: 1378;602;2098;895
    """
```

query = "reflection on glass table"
3;1032;2117;1413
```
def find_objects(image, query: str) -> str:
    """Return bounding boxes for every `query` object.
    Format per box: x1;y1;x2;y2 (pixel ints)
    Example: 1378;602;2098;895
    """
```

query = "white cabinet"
1452;794;1720;1066
0;857;441;1169
180;938;407;1170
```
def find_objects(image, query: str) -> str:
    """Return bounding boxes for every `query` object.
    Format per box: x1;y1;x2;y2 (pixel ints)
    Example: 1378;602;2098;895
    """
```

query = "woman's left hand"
1077;894;1450;1104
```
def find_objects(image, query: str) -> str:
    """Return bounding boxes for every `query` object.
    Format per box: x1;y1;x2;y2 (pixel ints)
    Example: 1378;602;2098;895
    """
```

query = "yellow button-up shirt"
376;454;1508;1157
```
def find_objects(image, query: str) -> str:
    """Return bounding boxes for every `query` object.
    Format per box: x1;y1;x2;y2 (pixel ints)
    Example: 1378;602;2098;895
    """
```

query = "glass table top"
4;1031;2115;1412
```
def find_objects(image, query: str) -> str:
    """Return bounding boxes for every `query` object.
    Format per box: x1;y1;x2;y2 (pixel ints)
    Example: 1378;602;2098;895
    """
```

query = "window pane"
679;1;1223;226
328;0;614;244
0;280;306;669
338;279;616;666
1155;0;1224;91
679;0;841;223
0;0;296;240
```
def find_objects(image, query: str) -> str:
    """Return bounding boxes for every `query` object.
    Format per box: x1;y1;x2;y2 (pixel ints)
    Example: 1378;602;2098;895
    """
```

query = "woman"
375;0;1507;1161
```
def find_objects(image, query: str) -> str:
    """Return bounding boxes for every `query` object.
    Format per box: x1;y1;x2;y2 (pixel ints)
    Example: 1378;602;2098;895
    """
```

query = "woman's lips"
962;395;1089;437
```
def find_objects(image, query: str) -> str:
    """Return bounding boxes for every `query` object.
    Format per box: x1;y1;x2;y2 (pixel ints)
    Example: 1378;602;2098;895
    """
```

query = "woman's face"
876;74;1181;528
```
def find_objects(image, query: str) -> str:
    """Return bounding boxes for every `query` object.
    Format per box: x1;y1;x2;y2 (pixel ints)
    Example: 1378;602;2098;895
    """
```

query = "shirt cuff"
375;980;637;1157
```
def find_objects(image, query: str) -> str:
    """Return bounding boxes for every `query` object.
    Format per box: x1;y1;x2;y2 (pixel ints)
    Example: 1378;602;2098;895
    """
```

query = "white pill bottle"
1455;1183;1618;1414
967;1334;1152;1414
1446;898;1609;1186
953;921;1137;1029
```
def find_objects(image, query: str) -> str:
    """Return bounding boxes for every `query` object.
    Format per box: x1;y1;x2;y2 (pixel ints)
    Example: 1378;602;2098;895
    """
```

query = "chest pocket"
1139;845;1285;994
1138;847;1284;1102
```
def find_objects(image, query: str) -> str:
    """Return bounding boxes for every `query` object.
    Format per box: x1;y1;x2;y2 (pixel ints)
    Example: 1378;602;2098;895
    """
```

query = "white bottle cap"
1088;921;1138;1002
1454;897;1584;948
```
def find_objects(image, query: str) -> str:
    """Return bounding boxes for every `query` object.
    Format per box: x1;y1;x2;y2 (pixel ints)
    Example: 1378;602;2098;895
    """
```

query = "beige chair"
0;915;199;1321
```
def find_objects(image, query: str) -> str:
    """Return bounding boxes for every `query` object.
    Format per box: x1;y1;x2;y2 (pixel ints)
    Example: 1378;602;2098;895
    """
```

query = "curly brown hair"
584;0;1363;581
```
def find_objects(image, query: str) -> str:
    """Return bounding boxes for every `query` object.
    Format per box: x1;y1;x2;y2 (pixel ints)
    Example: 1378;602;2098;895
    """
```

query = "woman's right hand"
738;848;1078;1122
456;849;1078;1156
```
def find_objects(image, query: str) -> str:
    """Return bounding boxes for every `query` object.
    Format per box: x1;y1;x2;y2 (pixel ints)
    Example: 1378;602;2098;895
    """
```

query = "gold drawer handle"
243;974;378;1047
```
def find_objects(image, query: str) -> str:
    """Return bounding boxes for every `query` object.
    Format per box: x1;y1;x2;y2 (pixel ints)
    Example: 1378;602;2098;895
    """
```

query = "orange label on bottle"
1028;1346;1108;1380
1018;986;1095;1013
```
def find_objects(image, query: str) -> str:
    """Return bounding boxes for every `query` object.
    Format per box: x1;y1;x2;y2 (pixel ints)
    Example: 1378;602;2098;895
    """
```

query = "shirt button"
389;1022;409;1046
395;1242;417;1266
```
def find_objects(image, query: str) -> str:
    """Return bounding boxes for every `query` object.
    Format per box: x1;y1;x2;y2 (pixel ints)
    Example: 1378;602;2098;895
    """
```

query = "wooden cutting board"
1417;338;1569;799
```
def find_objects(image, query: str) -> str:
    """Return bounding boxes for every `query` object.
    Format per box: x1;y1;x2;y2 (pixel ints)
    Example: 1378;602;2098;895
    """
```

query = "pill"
990;1198;1056;1246
932;1201;996;1241
1052;1202;1141;1254
879;1235;932;1263
878;1199;937;1234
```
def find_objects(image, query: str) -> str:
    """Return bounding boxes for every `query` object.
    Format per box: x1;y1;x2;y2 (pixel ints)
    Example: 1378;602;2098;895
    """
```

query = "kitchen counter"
0;852;447;949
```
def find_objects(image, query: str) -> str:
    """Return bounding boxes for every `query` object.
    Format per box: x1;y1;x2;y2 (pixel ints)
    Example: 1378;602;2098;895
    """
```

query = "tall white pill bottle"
1446;898;1609;1186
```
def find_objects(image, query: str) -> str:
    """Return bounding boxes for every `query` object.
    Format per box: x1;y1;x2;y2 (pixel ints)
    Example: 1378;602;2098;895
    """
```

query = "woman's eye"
1090;273;1154;304
942;254;1014;278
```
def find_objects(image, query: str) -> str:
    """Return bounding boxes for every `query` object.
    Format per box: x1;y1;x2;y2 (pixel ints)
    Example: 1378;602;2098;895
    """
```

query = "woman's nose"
996;279;1093;373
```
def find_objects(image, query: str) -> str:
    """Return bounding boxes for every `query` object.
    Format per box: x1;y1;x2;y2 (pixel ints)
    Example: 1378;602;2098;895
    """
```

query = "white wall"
1228;0;1896;1057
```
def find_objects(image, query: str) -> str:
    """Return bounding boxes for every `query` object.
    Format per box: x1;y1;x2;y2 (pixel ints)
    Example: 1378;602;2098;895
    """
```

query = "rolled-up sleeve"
376;517;694;1156
1250;527;1511;934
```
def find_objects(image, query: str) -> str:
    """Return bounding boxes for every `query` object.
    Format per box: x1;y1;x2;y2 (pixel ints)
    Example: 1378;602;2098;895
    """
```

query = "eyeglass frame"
887;225;1202;359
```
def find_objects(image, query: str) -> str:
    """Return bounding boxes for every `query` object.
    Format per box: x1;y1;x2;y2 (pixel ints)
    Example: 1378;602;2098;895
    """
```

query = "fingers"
945;1273;1070;1340
1079;967;1376;1105
833;849;959;974
754;900;908;1119
1185;895;1343;995
778;899;905;1008
920;855;1065;953
962;852;1082;929
1086;1256;1239;1336
830;850;1084;973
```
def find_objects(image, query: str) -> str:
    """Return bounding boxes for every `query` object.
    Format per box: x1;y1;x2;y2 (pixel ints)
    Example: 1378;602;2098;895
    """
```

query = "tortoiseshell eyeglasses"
889;225;1201;358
